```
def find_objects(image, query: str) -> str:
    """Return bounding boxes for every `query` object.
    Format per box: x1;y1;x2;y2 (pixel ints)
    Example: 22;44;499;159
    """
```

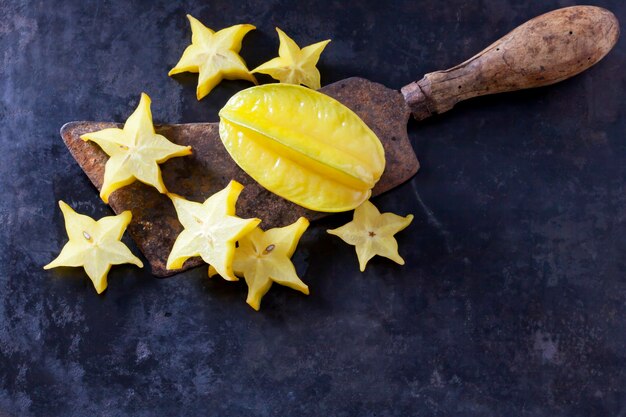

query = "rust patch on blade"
322;78;419;194
61;77;419;277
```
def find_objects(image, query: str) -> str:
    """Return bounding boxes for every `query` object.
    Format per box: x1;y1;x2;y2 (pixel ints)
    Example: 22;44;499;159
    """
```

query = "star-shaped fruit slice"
209;217;310;310
327;200;414;271
44;201;143;294
169;15;257;99
252;28;330;90
81;93;192;203
166;180;261;280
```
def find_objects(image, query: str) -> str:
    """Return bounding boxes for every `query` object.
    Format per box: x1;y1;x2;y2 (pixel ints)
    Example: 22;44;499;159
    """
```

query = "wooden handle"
401;6;620;121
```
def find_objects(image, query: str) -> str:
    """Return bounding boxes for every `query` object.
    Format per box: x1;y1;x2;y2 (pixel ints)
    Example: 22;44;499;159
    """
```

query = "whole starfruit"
218;84;385;212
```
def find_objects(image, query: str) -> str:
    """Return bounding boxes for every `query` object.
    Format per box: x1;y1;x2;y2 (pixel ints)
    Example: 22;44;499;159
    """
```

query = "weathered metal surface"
61;77;419;276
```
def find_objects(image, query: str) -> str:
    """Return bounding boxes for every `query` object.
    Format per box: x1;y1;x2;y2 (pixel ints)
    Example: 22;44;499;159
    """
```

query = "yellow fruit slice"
44;201;143;294
81;93;192;203
169;15;257;100
209;217;310;311
218;84;385;212
166;180;261;281
252;28;330;90
327;200;413;271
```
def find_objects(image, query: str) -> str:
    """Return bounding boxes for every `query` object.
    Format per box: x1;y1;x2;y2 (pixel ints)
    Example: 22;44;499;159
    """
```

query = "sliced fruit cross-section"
81;93;192;203
44;201;143;293
166;180;261;281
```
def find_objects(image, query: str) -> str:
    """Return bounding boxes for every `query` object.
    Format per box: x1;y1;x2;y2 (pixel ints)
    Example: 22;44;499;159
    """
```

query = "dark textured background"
1;1;624;416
